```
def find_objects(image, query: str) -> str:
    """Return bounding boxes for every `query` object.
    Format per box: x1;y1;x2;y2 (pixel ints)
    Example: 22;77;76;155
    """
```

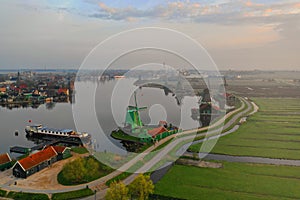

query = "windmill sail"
125;91;147;130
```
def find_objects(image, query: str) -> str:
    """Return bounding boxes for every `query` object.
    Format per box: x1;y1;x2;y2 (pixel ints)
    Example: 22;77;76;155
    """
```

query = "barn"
0;153;12;171
12;146;71;178
53;146;71;160
13;146;58;178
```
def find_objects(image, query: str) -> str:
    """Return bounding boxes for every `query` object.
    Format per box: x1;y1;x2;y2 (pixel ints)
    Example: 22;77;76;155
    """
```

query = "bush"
7;191;49;200
0;189;7;197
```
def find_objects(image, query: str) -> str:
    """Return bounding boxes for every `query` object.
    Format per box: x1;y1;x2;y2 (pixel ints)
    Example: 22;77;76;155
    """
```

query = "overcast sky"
0;0;300;70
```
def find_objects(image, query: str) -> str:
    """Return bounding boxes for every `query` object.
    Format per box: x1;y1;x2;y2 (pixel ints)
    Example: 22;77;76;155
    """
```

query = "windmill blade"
127;109;138;112
138;106;147;110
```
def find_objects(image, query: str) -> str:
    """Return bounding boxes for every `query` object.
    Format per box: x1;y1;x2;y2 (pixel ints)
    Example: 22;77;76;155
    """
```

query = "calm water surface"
0;79;198;156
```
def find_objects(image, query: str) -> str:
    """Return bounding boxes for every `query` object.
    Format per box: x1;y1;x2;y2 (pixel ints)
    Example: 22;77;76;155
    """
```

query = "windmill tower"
125;91;147;131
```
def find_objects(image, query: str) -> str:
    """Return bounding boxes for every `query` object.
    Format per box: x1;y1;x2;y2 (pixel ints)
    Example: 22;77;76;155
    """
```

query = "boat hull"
25;125;90;142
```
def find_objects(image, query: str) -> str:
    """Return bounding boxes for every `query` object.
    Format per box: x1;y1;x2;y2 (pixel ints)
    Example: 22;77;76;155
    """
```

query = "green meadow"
189;98;300;159
155;163;300;200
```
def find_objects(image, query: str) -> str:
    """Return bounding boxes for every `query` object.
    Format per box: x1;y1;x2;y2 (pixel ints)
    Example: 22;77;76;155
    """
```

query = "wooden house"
139;126;178;143
53;146;71;160
57;88;69;96
0;153;12;171
12;146;58;179
0;87;7;94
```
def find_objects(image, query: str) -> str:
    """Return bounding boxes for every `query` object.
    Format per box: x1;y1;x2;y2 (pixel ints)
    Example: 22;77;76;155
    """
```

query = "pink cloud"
98;2;116;14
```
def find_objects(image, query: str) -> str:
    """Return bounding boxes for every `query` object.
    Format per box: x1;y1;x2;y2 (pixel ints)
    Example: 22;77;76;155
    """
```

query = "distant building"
57;88;69;96
0;87;6;94
199;103;221;127
159;120;168;128
148;126;168;139
138;126;178;143
19;83;27;90
0;153;12;171
12;146;70;178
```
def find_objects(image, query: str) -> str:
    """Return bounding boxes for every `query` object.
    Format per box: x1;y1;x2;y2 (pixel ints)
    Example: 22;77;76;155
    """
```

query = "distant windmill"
125;91;147;130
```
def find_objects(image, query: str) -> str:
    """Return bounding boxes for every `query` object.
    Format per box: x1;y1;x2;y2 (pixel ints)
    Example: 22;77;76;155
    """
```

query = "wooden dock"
10;137;83;154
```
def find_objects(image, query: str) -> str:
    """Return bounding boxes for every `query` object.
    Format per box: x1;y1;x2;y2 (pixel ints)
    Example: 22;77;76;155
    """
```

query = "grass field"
71;147;89;154
189;98;300;159
58;156;113;185
51;188;94;200
155;163;300;200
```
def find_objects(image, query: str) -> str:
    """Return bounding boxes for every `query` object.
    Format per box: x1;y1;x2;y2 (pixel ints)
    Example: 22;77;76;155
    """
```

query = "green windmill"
125;91;147;131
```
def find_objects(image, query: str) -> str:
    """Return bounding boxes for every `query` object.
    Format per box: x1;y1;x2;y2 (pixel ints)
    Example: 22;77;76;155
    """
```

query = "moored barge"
25;124;89;140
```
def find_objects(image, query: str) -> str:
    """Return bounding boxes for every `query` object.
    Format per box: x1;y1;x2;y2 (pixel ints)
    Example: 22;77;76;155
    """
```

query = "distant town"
0;71;76;109
1;69;300;109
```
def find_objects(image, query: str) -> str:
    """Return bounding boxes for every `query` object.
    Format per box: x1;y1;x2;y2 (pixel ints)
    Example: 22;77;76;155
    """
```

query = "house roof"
148;126;168;138
200;103;220;111
18;146;57;171
224;93;233;98
0;153;11;165
0;87;6;93
19;84;27;89
53;146;68;154
200;104;210;110
58;88;69;94
159;120;167;125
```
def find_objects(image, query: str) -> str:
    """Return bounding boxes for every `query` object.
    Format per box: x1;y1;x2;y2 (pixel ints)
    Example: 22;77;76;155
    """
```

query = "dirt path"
15;153;88;190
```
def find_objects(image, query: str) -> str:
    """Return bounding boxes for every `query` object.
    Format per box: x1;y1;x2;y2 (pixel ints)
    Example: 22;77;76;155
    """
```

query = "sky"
0;0;300;70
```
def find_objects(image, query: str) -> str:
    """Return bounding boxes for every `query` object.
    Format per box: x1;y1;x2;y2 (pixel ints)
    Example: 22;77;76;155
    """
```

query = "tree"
85;157;99;179
61;157;86;184
105;181;129;200
128;174;154;200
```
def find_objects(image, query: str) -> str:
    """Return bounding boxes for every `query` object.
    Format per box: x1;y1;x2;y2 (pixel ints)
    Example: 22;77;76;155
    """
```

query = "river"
0;78;199;157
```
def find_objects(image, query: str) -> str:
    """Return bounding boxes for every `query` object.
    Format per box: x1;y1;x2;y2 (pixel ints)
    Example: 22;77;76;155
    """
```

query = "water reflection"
0;77;227;156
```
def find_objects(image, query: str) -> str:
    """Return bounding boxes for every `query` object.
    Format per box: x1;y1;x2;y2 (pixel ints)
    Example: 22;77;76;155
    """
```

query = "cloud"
98;2;116;14
86;1;300;25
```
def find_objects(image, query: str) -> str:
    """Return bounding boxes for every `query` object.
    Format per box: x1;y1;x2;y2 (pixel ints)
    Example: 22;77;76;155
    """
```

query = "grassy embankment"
51;188;94;200
71;147;89;154
4;191;49;200
0;188;95;200
105;138;174;186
